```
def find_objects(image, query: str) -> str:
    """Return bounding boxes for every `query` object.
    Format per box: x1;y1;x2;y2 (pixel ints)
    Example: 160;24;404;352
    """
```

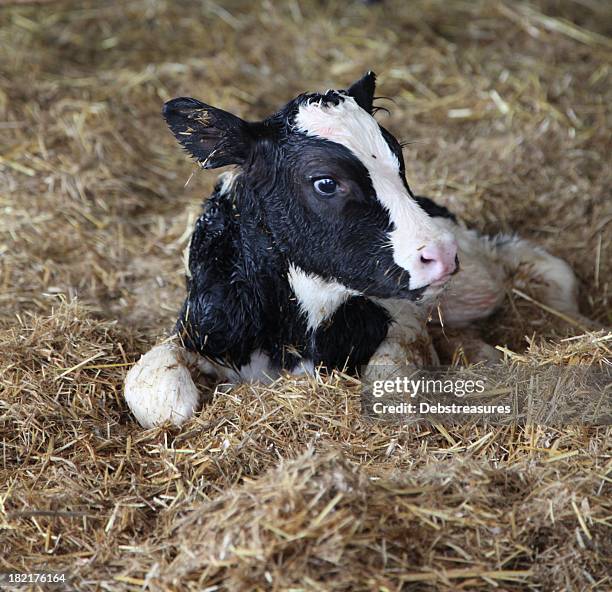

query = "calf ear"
162;97;251;168
346;71;376;114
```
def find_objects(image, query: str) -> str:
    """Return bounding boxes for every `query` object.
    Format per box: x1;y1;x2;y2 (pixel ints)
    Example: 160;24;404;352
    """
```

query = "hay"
1;0;610;590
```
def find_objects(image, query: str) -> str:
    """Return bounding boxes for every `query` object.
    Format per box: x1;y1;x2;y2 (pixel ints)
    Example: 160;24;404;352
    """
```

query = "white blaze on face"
294;95;454;290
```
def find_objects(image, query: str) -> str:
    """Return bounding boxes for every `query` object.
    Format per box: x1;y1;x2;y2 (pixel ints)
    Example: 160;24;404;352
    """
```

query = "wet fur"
124;73;584;427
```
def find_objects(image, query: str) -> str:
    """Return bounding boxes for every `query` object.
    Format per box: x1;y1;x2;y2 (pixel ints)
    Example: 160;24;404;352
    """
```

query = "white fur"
237;349;275;383
124;344;318;427
123;342;278;429
495;236;579;314
288;264;358;330
363;298;438;381
187;347;282;384
233;349;312;382
182;236;192;279
294;96;455;290
124;342;201;428
217;169;240;195
420;218;580;326
424;219;507;327
290;358;315;376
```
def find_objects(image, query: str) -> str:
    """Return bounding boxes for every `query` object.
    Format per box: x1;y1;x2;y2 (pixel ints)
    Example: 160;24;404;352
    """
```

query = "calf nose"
418;240;458;285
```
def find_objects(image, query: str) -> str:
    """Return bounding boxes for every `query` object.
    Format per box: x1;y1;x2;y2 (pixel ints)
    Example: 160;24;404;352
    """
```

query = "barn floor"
1;1;611;590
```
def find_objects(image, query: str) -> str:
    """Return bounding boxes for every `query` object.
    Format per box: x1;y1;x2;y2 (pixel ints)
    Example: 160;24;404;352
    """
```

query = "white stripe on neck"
288;264;357;330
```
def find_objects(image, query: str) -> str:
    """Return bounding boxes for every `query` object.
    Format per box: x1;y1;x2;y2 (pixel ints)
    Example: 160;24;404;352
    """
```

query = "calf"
124;72;582;428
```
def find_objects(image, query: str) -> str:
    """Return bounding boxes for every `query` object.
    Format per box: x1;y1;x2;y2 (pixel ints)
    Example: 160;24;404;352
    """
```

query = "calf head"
163;72;457;300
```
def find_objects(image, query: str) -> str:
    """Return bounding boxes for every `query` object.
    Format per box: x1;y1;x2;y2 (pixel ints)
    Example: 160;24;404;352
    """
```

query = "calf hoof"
433;332;502;366
124;342;201;428
462;340;502;365
362;337;438;383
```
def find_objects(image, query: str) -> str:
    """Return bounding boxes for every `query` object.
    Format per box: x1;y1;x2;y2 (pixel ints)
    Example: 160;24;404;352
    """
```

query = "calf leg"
363;299;438;381
124;341;221;428
430;326;502;365
432;216;594;327
432;222;508;328
419;222;508;364
497;237;605;332
124;340;289;428
425;220;593;364
494;236;587;320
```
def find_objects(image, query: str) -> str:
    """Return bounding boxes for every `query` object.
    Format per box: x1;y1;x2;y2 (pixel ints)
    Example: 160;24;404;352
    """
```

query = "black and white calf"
124;72;582;428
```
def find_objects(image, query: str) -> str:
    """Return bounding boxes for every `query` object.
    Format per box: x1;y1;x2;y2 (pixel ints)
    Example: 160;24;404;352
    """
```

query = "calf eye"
313;177;338;196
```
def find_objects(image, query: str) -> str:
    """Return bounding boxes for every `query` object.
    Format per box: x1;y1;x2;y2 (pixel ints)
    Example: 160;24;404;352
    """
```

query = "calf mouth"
349;255;460;301
358;267;423;300
397;285;429;301
416;259;461;302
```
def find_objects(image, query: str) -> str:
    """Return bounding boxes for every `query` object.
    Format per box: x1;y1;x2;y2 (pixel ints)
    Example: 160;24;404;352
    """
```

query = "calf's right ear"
162;98;251;169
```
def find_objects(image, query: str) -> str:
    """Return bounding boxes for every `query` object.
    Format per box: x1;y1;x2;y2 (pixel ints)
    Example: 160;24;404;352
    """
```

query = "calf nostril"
420;254;434;265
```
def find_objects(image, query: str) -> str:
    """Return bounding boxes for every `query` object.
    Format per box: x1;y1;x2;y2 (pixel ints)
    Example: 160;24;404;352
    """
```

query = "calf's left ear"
346;71;376;114
162;97;251;169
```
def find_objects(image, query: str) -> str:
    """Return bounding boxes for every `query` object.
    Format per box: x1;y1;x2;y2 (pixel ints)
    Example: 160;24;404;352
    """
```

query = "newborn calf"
124;72;581;427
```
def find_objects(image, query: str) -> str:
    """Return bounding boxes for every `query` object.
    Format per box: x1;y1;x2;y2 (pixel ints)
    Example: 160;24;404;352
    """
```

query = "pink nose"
418;241;458;285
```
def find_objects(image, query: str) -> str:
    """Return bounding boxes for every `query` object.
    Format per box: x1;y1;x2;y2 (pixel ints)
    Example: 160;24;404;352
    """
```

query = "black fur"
176;179;394;373
163;98;251;168
314;296;392;373
167;73;458;375
414;196;457;222
347;71;376;114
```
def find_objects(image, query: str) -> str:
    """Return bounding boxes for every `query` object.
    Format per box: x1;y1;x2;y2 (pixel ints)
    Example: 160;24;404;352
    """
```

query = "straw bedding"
1;1;610;590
